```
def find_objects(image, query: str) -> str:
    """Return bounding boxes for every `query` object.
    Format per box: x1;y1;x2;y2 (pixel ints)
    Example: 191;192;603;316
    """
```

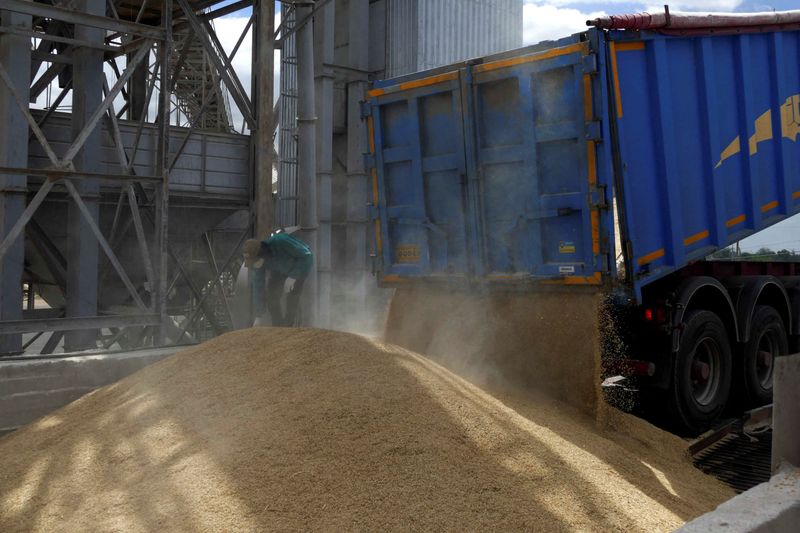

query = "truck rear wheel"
668;310;732;435
737;305;787;407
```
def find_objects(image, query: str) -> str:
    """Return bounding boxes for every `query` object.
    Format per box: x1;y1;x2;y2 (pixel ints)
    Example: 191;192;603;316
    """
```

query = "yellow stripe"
367;71;459;98
610;41;623;119
582;74;593;122
794;191;800;200
366;116;381;253
684;230;709;246
583;74;600;257
726;214;746;228
381;274;406;283
367;115;376;154
563;272;603;285
616;41;645;52
637;248;665;266
472;42;587;74
761;200;779;213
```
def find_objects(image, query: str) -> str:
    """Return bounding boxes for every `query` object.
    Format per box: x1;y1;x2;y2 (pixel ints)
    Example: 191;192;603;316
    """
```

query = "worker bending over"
243;232;313;327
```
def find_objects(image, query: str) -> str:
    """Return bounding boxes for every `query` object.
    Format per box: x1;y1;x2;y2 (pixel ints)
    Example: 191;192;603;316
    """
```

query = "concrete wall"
0;348;177;436
679;353;800;532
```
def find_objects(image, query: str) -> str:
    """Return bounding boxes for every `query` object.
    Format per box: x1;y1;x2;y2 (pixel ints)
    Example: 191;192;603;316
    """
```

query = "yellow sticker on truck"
559;241;576;254
395;245;421;264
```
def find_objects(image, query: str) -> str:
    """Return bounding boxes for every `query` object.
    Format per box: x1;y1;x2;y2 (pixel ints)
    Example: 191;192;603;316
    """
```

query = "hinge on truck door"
360;100;372;119
363;153;376;170
585;121;602;142
589;185;608;210
582;54;598;74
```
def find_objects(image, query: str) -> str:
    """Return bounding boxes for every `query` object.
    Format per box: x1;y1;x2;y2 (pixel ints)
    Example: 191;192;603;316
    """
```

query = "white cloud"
523;3;607;44
212;14;281;133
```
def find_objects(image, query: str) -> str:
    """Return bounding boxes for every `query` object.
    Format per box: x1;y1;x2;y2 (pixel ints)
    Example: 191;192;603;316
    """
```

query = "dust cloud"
384;285;604;416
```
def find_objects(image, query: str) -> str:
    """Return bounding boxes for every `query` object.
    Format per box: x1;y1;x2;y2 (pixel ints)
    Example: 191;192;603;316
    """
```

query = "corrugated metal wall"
386;0;523;78
277;8;298;228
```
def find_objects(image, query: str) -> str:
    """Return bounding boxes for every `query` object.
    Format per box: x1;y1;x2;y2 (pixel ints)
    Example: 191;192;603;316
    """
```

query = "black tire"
736;305;788;408
668;310;732;435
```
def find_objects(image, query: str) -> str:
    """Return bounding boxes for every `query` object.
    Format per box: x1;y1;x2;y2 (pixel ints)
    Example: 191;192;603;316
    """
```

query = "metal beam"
29;80;72;138
61;39;152;165
167;31;195;92
296;0;317;325
64;0;105;351
0;179;53;263
0;25;119;52
0;8;32;354
176;229;248;342
255;0;275;238
2;0;166;40
26;218;67;293
126;185;156;296
0;166;163;182
201;232;235;328
0;61;61;167
0;314;161;335
63;179;149;312
176;0;254;128
155;0;173;343
128;56;161;169
276;0;334;43
41;331;64;354
31;50;72;65
30;61;67;101
169;245;225;336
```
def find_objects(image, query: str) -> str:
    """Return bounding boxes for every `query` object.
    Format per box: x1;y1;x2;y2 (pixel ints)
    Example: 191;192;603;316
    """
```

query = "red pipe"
587;9;800;31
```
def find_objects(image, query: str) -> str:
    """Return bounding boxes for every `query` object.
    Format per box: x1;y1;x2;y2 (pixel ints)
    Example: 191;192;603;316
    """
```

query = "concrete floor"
0;346;181;436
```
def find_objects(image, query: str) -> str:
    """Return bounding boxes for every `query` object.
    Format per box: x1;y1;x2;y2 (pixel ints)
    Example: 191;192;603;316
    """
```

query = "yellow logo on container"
715;94;800;169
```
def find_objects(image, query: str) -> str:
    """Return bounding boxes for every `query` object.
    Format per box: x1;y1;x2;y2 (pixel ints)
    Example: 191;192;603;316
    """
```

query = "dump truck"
363;10;800;434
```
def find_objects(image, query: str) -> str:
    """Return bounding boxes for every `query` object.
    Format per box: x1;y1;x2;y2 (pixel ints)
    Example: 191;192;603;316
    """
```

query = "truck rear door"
470;41;605;283
366;71;472;280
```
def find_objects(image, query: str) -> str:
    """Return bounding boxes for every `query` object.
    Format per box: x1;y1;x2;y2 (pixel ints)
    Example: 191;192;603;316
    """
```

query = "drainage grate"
692;430;772;493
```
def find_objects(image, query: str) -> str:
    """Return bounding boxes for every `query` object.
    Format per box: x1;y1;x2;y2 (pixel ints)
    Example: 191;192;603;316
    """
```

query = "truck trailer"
363;10;800;434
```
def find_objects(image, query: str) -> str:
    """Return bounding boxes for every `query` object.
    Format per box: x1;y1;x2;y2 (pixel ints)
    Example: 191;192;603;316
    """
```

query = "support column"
254;0;275;238
155;1;172;344
65;0;104;351
0;10;32;354
346;0;370;328
127;54;148;121
314;0;334;329
772;353;800;473
296;0;317;326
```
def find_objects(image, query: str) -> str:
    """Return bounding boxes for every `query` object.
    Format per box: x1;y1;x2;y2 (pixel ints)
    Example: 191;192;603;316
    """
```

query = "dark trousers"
266;273;307;326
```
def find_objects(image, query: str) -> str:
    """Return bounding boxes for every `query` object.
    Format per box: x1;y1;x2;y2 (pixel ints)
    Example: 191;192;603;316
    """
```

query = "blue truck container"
365;25;800;299
365;17;800;434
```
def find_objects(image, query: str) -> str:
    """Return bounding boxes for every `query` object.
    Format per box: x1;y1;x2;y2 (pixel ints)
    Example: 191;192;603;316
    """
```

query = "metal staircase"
170;26;233;132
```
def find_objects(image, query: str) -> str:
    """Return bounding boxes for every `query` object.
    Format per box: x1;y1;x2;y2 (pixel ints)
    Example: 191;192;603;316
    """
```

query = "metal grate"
692;430;772;493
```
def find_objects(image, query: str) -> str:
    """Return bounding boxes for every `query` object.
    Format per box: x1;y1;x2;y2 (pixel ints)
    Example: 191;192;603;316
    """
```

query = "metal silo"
386;0;523;78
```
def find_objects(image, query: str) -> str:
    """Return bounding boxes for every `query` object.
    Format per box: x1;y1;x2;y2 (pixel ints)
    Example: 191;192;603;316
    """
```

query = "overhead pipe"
588;8;800;31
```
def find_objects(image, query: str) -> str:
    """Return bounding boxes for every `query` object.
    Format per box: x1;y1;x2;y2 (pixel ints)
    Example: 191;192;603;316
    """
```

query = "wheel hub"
692;361;711;381
757;350;773;369
691;338;721;407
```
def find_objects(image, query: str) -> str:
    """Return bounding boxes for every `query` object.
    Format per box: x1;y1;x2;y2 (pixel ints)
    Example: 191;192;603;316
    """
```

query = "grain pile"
0;327;732;532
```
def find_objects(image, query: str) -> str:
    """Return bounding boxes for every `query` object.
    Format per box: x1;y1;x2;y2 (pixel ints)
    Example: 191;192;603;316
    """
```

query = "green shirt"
252;233;313;315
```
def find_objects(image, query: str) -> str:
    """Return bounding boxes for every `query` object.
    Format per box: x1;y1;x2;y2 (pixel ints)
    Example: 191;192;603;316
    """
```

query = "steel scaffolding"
0;0;276;355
